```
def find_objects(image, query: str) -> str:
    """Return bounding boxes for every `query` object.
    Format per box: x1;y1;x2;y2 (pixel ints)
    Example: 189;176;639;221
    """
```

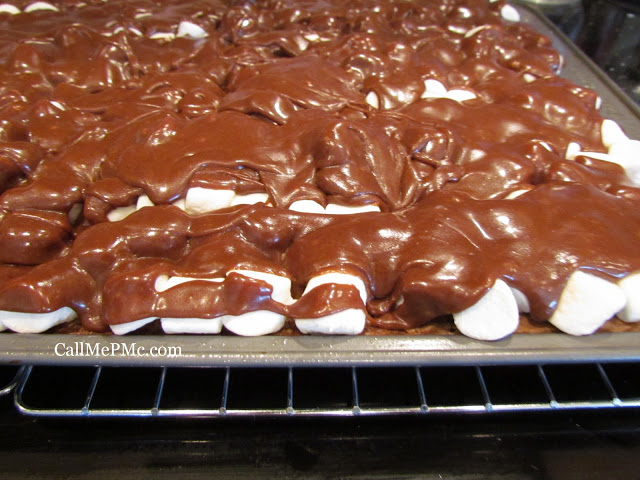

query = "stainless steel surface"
0;3;638;369
8;362;640;417
1;332;640;367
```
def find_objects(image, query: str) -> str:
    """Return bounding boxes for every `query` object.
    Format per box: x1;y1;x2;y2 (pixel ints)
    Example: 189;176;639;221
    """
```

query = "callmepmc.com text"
54;342;182;358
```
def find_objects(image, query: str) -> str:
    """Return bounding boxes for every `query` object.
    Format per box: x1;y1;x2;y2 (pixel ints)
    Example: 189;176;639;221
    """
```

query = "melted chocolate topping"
0;0;638;333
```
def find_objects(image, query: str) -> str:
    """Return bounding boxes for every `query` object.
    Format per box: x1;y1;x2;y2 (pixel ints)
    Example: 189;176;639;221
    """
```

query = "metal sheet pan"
0;2;639;367
1;332;639;367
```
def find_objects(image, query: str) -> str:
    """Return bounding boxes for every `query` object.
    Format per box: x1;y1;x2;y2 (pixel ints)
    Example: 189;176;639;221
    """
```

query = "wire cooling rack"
0;362;636;418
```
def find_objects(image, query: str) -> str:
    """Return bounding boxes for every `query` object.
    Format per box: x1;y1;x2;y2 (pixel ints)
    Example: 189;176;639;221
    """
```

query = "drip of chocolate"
0;0;638;334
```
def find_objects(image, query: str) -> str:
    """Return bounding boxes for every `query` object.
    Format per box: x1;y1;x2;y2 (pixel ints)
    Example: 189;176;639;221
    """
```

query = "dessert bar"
0;0;639;341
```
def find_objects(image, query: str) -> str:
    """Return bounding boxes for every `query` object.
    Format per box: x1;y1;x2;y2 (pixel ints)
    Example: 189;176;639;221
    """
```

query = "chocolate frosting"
0;0;638;333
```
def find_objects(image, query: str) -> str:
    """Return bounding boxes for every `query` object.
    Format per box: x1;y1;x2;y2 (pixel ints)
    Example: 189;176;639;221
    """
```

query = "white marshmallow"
172;198;187;211
510;287;530;313
617;272;640;323
457;6;472;18
421;80;477;102
565;141;582;160
154;275;224;293
24;1;58;13
447;89;477;102
570;124;640;186
295;36;309;52
49;100;65;111
537;141;553;152
556;54;564;75
176;21;208;39
289;200;325;214
504;188;533;199
107;26;125;37
289;200;380;215
149;32;175;41
549;271;627;336
608;139;640;185
227;270;295;305
136;194;154;209
304;272;368;304
222;310;286;336
453;279;520;341
295;308;366;335
161;317;222;334
0;307;76;333
110;317;157;335
185;187;235;215
0;4;20;14
295;272;369;335
325;204;381;215
230;192;269;206
422;79;447;98
601;119;628;148
107;204;137;222
565;141;617;164
500;4;520;22
464;25;491;38
365;91;380;109
68;203;83;224
447;24;467;35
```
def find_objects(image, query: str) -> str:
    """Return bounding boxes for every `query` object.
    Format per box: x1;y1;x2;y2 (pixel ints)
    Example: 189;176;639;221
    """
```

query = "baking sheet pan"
0;2;639;367
1;332;639;367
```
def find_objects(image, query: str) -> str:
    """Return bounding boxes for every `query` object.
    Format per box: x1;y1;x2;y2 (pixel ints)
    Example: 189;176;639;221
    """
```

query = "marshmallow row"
0;270;367;336
107;189;271;221
288;200;381;215
434;4;520;36
150;22;312;51
110;270;368;336
0;2;58;14
454;271;640;341
566;119;640;186
365;79;477;110
0;6;210;41
2;269;639;338
182;188;271;215
0;307;77;333
107;189;381;222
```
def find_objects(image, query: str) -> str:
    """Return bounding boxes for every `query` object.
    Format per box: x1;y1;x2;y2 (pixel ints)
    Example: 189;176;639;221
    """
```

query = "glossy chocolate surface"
0;0;638;333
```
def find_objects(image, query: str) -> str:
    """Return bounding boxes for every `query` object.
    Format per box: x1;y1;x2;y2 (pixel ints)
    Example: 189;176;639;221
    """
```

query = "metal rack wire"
0;366;24;398
5;362;640;417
